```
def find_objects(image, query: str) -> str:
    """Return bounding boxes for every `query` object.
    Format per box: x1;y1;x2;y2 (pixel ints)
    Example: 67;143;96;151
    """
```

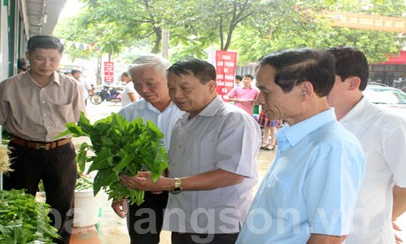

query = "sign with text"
327;11;406;33
104;62;114;83
215;50;238;99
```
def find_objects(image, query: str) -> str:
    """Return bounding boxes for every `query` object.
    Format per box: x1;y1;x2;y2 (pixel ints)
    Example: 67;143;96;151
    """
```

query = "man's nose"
172;88;183;99
43;58;52;66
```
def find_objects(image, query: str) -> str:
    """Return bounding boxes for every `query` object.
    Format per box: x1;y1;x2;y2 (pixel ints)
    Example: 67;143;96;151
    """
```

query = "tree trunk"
161;28;170;59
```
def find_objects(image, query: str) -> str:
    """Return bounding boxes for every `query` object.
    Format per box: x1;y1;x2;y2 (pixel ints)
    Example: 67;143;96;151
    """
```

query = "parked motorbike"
89;86;122;105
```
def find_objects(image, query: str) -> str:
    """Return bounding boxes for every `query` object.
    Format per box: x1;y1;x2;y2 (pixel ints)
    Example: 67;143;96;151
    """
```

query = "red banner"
104;62;114;83
215;51;238;99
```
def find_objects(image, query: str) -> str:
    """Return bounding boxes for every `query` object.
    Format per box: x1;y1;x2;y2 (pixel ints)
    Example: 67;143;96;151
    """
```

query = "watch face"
173;187;182;193
173;178;182;193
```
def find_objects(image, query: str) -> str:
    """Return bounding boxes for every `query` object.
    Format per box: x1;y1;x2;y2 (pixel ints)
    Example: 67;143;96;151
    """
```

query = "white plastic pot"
73;189;100;227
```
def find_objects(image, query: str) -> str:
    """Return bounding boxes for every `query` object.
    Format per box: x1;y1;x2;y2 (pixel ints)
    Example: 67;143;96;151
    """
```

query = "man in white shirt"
327;46;406;244
120;71;138;107
72;69;92;105
112;54;183;244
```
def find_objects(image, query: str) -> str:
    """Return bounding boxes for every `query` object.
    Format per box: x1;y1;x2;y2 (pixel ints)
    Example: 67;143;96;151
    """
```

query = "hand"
111;199;128;218
119;171;168;192
393;221;403;244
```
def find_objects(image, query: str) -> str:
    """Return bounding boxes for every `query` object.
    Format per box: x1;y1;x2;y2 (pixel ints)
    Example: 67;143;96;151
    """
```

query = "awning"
23;0;67;37
380;51;406;65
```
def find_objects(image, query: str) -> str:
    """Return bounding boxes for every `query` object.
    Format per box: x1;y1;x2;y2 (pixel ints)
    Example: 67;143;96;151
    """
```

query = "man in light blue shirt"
237;49;365;243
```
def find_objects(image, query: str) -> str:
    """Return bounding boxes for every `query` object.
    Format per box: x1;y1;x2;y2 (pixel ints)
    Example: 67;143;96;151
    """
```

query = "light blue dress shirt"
237;108;365;243
118;99;183;151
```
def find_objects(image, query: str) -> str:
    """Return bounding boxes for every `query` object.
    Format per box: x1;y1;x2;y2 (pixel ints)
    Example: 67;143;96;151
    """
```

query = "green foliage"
54;0;406;65
0;189;60;243
75;176;94;191
58;112;168;205
231;0;406;65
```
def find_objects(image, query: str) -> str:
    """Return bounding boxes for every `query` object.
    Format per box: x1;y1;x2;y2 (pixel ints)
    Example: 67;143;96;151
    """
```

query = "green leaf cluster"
75;176;94;191
54;0;406;66
58;112;168;206
0;189;60;243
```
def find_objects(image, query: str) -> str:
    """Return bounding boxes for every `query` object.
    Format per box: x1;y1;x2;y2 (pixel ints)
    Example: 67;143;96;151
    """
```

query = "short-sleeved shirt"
341;98;406;244
236;108;365;243
118;99;183;151
79;78;92;99
227;86;259;115
0;71;86;141
164;96;261;233
121;82;138;107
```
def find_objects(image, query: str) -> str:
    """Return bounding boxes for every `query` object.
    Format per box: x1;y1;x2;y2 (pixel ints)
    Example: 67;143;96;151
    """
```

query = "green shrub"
0;189;60;243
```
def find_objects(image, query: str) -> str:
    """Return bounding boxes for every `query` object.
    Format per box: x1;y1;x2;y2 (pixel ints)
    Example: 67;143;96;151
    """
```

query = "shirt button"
42;101;46;103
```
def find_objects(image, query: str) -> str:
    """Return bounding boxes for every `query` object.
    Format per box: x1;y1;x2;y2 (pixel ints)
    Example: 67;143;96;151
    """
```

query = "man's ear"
347;76;361;91
208;80;216;92
299;81;314;98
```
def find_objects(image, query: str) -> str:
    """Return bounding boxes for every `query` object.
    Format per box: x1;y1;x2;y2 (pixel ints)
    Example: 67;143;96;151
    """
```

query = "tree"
54;0;406;65
231;0;406;64
55;0;172;59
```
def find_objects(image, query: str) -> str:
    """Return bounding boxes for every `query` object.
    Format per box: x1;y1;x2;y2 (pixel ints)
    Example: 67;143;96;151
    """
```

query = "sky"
59;0;82;19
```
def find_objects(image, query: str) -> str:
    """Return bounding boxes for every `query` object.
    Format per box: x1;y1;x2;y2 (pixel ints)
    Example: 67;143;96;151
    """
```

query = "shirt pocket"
49;102;75;124
192;139;216;173
264;174;293;218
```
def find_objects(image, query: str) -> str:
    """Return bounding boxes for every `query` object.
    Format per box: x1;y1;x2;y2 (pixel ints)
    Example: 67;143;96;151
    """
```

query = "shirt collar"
277;108;337;147
340;96;367;124
179;95;222;121
53;72;62;86
26;71;61;87
198;96;223;117
146;101;177;114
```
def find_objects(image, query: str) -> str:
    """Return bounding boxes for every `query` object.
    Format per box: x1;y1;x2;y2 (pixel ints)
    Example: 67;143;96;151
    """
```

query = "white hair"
128;54;171;74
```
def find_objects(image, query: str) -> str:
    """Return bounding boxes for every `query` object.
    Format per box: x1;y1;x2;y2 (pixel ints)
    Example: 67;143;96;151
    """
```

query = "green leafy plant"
58;112;168;205
75;174;94;191
0;189;60;243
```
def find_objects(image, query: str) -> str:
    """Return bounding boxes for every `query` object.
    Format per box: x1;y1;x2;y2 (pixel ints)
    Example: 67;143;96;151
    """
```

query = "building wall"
0;2;9;81
370;64;406;86
0;0;28;81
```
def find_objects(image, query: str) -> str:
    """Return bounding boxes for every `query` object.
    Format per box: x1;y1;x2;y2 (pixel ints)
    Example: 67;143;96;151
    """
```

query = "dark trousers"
3;142;77;244
171;232;239;244
127;191;168;244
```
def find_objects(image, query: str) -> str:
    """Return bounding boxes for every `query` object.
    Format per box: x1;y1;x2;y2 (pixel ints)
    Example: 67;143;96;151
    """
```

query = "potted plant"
73;172;101;228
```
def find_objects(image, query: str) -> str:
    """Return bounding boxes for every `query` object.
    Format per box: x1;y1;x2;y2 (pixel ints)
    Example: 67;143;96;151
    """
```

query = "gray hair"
128;54;170;74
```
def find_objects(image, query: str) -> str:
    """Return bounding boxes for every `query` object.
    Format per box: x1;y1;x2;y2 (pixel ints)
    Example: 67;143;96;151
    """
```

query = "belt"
10;137;72;150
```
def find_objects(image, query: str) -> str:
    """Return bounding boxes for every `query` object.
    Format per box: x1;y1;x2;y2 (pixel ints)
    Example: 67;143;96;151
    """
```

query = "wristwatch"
173;177;182;193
